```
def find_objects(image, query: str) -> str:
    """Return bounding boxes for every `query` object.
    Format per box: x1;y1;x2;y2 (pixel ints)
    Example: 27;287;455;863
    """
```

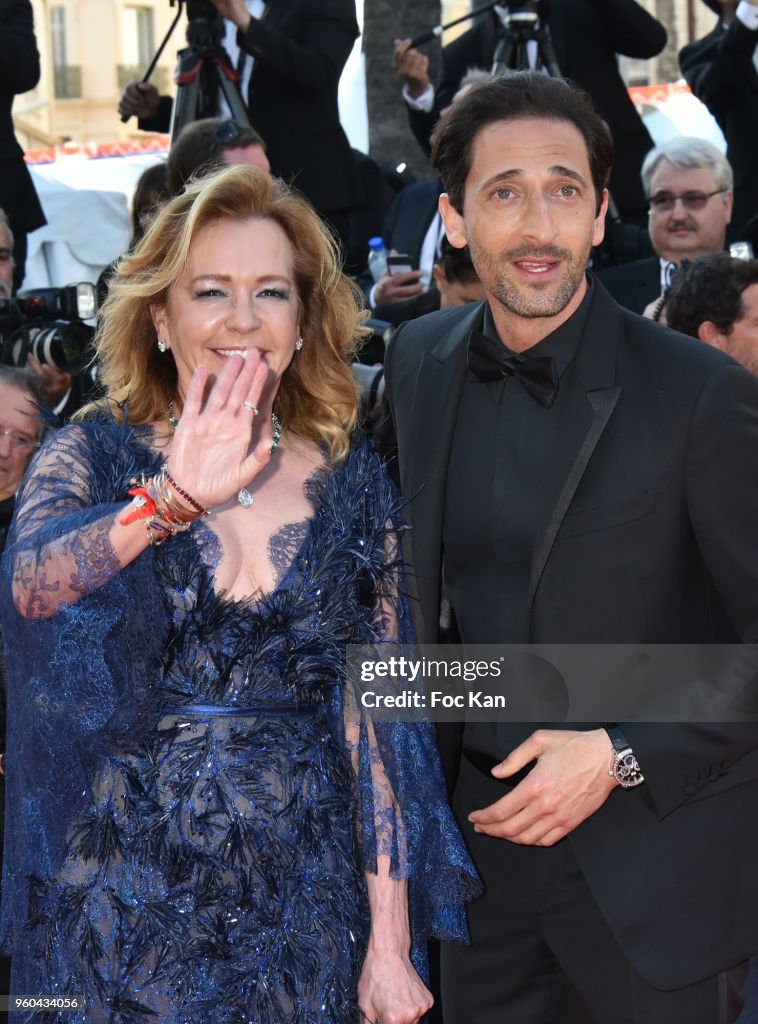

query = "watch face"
615;751;643;786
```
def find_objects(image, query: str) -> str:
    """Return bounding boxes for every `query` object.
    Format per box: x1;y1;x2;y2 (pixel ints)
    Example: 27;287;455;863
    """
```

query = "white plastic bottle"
367;236;389;282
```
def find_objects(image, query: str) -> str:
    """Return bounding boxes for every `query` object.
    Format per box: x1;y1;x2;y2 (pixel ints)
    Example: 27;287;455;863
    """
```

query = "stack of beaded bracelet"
123;467;207;546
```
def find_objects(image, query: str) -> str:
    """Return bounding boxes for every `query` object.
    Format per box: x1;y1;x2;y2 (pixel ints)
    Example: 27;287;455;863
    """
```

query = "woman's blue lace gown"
0;422;479;1024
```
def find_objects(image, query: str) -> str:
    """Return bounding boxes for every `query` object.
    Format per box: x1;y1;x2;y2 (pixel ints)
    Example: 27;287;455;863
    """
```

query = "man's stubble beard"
470;239;593;320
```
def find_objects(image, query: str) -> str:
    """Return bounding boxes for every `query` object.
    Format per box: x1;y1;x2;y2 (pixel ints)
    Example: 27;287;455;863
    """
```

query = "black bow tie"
467;330;559;409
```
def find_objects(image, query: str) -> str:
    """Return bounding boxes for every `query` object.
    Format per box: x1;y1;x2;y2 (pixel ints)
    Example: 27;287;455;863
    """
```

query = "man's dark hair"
665;254;758;338
431;70;614;215
167;118;267;195
131;162;169;242
438;238;479;285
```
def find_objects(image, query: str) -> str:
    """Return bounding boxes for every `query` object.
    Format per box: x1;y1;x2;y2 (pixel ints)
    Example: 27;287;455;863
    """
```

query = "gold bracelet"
151;469;205;525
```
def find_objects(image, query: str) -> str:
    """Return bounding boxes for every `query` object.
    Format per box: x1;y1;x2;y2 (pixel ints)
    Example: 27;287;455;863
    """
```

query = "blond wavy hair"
87;164;368;461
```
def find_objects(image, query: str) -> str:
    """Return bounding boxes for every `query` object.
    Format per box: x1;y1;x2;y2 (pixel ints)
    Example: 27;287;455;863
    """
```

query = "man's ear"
723;189;734;227
698;320;728;350
439;193;468;250
592;189;609;248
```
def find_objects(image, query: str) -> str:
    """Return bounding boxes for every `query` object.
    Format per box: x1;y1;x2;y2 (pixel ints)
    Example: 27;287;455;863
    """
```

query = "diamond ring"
242;402;258;415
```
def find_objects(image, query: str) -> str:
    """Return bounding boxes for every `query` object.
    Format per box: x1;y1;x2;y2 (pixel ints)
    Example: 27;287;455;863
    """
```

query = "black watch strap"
606;725;645;788
606;725;631;753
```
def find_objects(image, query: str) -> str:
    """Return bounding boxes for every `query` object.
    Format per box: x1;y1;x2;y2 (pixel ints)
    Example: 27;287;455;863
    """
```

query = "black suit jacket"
679;17;758;240
0;0;45;235
384;280;758;988
597;253;661;313
237;0;362;213
408;0;666;224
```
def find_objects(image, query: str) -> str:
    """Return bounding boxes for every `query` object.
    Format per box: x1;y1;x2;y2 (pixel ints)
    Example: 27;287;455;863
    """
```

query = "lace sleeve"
339;443;481;979
9;424;138;618
0;420;170;955
343;526;408;867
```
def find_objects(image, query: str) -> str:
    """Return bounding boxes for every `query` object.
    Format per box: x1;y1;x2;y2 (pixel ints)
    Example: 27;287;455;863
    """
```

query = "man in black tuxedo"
599;135;734;313
384;71;758;1023
395;0;666;226
679;0;758;242
0;0;46;289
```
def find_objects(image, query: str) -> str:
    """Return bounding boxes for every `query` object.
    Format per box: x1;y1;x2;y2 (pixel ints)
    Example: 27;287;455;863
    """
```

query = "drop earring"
157;338;168;353
294;336;303;351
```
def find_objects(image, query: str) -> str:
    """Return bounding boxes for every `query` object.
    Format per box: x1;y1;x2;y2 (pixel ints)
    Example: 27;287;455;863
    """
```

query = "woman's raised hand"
166;352;273;510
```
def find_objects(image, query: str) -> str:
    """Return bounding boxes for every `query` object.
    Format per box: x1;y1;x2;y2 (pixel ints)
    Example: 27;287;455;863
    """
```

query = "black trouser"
441;752;747;1024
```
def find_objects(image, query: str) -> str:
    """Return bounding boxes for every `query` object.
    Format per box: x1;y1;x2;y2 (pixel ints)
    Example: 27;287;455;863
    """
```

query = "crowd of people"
1;0;758;1022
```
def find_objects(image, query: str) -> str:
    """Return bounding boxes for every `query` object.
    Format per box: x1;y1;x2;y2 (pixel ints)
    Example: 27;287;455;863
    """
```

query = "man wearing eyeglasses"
0;367;42;548
0;363;44;1008
599;136;734;314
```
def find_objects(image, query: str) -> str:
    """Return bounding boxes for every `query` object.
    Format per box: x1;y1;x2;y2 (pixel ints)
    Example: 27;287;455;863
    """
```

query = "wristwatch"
606;726;645;789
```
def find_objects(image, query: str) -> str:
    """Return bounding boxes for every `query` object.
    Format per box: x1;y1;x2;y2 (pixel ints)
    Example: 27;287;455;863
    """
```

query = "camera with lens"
0;283;97;374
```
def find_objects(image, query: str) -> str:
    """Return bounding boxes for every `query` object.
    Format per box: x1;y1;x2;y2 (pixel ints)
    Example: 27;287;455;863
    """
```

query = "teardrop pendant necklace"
167;403;283;508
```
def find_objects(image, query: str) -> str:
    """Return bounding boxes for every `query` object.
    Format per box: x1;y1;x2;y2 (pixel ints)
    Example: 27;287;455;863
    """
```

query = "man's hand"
118;81;161;121
374;253;424;306
468;729;619;847
208;0;252;31
393;39;431;99
27;354;72;409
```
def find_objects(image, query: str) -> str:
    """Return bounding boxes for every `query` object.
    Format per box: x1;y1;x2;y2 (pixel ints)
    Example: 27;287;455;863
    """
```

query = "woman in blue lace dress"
0;165;479;1024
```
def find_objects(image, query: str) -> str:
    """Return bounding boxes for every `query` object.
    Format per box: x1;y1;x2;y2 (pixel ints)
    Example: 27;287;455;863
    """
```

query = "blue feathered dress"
0;421;479;1024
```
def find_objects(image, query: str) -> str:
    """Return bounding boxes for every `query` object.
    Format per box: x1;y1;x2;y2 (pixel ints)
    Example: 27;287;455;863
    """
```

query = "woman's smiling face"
152;216;301;401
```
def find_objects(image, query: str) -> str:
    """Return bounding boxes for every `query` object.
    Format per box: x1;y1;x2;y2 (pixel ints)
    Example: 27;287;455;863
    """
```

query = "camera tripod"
491;1;562;77
410;0;561;77
122;0;251;138
170;1;250;141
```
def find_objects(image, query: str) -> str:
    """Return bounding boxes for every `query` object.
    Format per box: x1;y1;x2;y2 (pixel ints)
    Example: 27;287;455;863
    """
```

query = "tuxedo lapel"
526;284;622;628
405;304;485;641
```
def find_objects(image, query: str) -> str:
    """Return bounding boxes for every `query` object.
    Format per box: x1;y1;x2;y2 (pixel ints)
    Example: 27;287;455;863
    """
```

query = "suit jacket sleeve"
582;0;667;58
405;106;436;159
0;0;40;95
624;362;758;818
137;95;173;135
239;1;358;93
680;19;758;116
402;21;488;156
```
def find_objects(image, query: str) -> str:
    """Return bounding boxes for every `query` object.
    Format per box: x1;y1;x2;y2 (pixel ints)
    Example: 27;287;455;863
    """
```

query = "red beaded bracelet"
164;470;207;515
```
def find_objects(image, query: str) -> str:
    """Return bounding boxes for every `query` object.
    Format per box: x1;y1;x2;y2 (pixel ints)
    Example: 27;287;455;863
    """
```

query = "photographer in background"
0;208;96;421
394;0;667;227
0;0;46;290
679;0;758;242
118;0;363;254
